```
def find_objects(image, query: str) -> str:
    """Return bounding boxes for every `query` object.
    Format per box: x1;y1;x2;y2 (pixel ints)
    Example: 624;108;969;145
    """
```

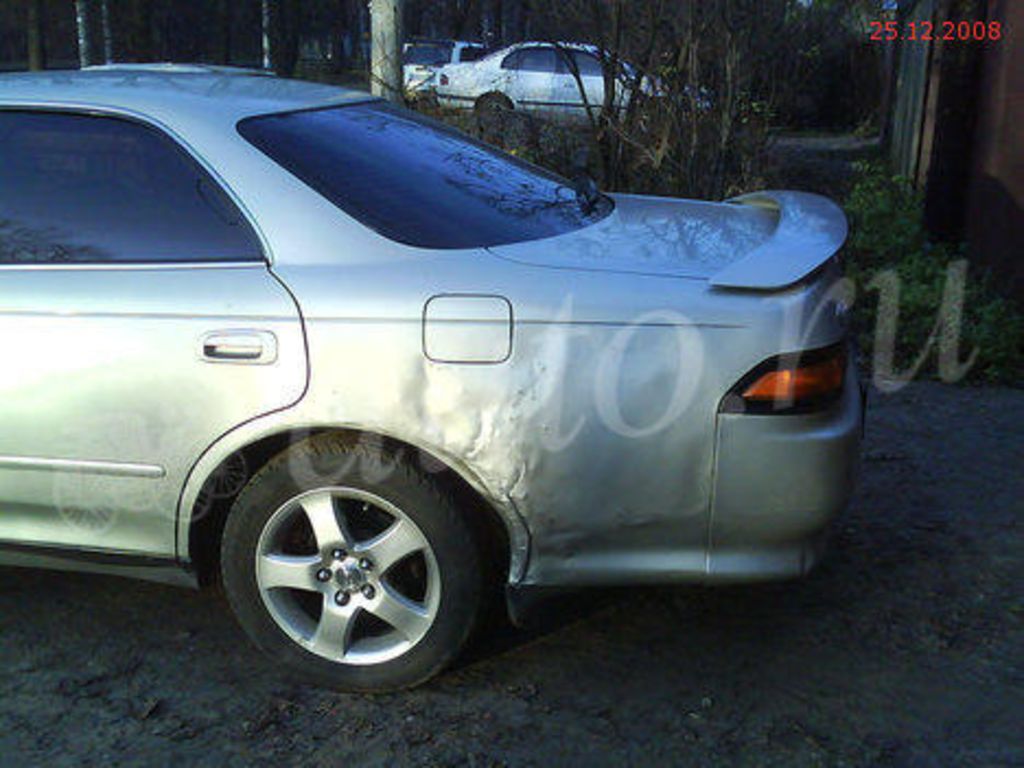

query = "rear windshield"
237;102;612;249
404;43;452;66
459;46;488;62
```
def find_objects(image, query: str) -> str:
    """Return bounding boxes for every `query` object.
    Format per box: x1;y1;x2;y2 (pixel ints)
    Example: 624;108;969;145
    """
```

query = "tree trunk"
27;0;46;71
100;0;113;64
75;0;93;68
329;0;345;71
480;0;499;47
262;0;272;69
270;0;301;78
450;0;471;39
370;0;403;102
501;0;523;44
122;0;152;62
217;0;232;65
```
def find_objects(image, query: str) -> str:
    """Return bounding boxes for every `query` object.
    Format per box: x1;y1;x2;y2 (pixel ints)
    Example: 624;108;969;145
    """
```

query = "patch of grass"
844;162;1023;385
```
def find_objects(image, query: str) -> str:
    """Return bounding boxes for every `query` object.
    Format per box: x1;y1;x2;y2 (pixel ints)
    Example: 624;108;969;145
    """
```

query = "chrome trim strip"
0;456;166;478
0;309;293;322
0;262;265;272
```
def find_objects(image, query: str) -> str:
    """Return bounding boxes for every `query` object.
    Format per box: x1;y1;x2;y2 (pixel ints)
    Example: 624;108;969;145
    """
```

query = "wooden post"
370;0;404;102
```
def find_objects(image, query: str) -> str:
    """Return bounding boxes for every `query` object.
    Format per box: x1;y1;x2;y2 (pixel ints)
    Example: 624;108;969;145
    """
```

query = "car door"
0;109;306;559
500;46;559;115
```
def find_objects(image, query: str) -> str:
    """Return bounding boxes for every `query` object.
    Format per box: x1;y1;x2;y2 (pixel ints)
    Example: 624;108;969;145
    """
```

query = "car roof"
406;38;483;46
475;40;603;63
0;66;373;130
511;41;602;54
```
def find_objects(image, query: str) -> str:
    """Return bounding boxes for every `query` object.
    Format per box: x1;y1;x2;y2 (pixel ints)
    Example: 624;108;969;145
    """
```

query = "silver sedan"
0;65;863;691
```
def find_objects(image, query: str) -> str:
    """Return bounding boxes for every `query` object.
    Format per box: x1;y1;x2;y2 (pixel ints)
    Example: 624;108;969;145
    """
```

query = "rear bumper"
706;358;864;581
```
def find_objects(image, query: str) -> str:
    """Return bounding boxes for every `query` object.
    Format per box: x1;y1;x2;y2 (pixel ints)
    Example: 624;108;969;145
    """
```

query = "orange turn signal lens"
721;344;847;414
742;350;846;404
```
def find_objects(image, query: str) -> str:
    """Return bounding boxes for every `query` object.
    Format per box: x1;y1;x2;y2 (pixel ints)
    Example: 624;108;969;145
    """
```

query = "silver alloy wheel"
255;487;441;666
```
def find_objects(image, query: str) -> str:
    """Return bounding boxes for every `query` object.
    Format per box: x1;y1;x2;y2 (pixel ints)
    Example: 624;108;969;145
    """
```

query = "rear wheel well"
187;429;511;593
474;91;514;113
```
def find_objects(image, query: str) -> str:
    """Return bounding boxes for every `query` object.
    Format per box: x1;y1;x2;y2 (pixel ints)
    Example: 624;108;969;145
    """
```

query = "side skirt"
0;541;198;589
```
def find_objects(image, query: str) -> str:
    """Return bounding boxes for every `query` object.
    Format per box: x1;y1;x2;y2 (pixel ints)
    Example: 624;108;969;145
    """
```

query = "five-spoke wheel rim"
255;487;441;666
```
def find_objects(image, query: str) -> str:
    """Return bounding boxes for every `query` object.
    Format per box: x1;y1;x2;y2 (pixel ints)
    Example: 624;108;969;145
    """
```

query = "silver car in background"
0;65;862;691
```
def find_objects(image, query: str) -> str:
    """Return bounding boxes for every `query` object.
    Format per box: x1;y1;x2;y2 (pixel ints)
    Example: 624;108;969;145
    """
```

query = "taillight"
721;344;846;414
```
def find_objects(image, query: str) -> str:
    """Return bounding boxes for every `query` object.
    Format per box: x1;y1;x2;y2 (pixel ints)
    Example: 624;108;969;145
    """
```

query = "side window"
501;50;523;70
501;47;557;73
572;51;604;77
557;50;604;77
0;111;262;265
459;46;487;63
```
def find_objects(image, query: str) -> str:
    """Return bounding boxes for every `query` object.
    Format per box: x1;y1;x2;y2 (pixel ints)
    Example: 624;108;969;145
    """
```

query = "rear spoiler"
709;191;848;290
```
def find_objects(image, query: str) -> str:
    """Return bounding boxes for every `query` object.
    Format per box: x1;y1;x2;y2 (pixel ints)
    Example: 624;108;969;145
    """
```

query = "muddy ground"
2;381;1021;767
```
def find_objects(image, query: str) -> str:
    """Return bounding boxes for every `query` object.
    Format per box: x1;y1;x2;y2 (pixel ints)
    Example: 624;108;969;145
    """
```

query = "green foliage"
844;163;1023;385
845;161;925;267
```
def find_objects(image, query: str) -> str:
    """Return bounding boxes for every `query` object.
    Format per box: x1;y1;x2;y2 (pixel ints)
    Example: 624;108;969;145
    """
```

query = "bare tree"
522;0;789;199
100;0;113;63
262;0;272;69
371;0;404;102
480;0;499;46
216;0;233;65
27;0;46;71
503;0;526;43
260;0;301;76
75;0;94;68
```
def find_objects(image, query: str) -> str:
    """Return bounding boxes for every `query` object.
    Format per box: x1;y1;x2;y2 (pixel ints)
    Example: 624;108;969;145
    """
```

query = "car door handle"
200;331;277;365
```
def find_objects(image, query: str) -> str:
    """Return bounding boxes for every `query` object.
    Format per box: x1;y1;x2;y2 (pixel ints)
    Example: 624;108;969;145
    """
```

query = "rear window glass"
237;101;612;250
458;46;488;62
403;43;452;66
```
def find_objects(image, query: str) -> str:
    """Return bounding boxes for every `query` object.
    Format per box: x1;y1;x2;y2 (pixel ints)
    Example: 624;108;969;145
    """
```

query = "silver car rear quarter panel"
169;108;855;585
236;253;853;587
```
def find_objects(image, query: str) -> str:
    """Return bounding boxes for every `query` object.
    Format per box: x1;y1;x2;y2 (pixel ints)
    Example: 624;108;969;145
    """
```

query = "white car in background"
435;41;633;119
403;39;488;95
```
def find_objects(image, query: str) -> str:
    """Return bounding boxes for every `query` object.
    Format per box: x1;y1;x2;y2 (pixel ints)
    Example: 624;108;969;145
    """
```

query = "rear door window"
238;101;612;250
458;45;488;63
569;51;604;77
0;111;262;265
502;47;558;73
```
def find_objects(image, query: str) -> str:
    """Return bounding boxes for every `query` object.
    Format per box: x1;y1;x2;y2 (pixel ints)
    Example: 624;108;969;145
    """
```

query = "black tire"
474;91;514;118
221;434;483;692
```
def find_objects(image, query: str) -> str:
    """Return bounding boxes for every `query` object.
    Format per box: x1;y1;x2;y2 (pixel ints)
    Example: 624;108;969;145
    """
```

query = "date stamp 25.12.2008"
869;19;1004;42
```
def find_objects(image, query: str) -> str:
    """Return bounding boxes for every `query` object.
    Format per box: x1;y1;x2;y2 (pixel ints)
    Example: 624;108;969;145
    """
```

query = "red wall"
966;0;1024;302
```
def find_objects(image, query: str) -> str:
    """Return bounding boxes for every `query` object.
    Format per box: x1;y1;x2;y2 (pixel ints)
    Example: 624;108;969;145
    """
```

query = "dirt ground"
2;381;1021;767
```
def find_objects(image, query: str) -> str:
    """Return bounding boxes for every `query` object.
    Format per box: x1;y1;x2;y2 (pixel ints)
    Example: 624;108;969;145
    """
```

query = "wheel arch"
179;423;527;589
474;90;515;110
